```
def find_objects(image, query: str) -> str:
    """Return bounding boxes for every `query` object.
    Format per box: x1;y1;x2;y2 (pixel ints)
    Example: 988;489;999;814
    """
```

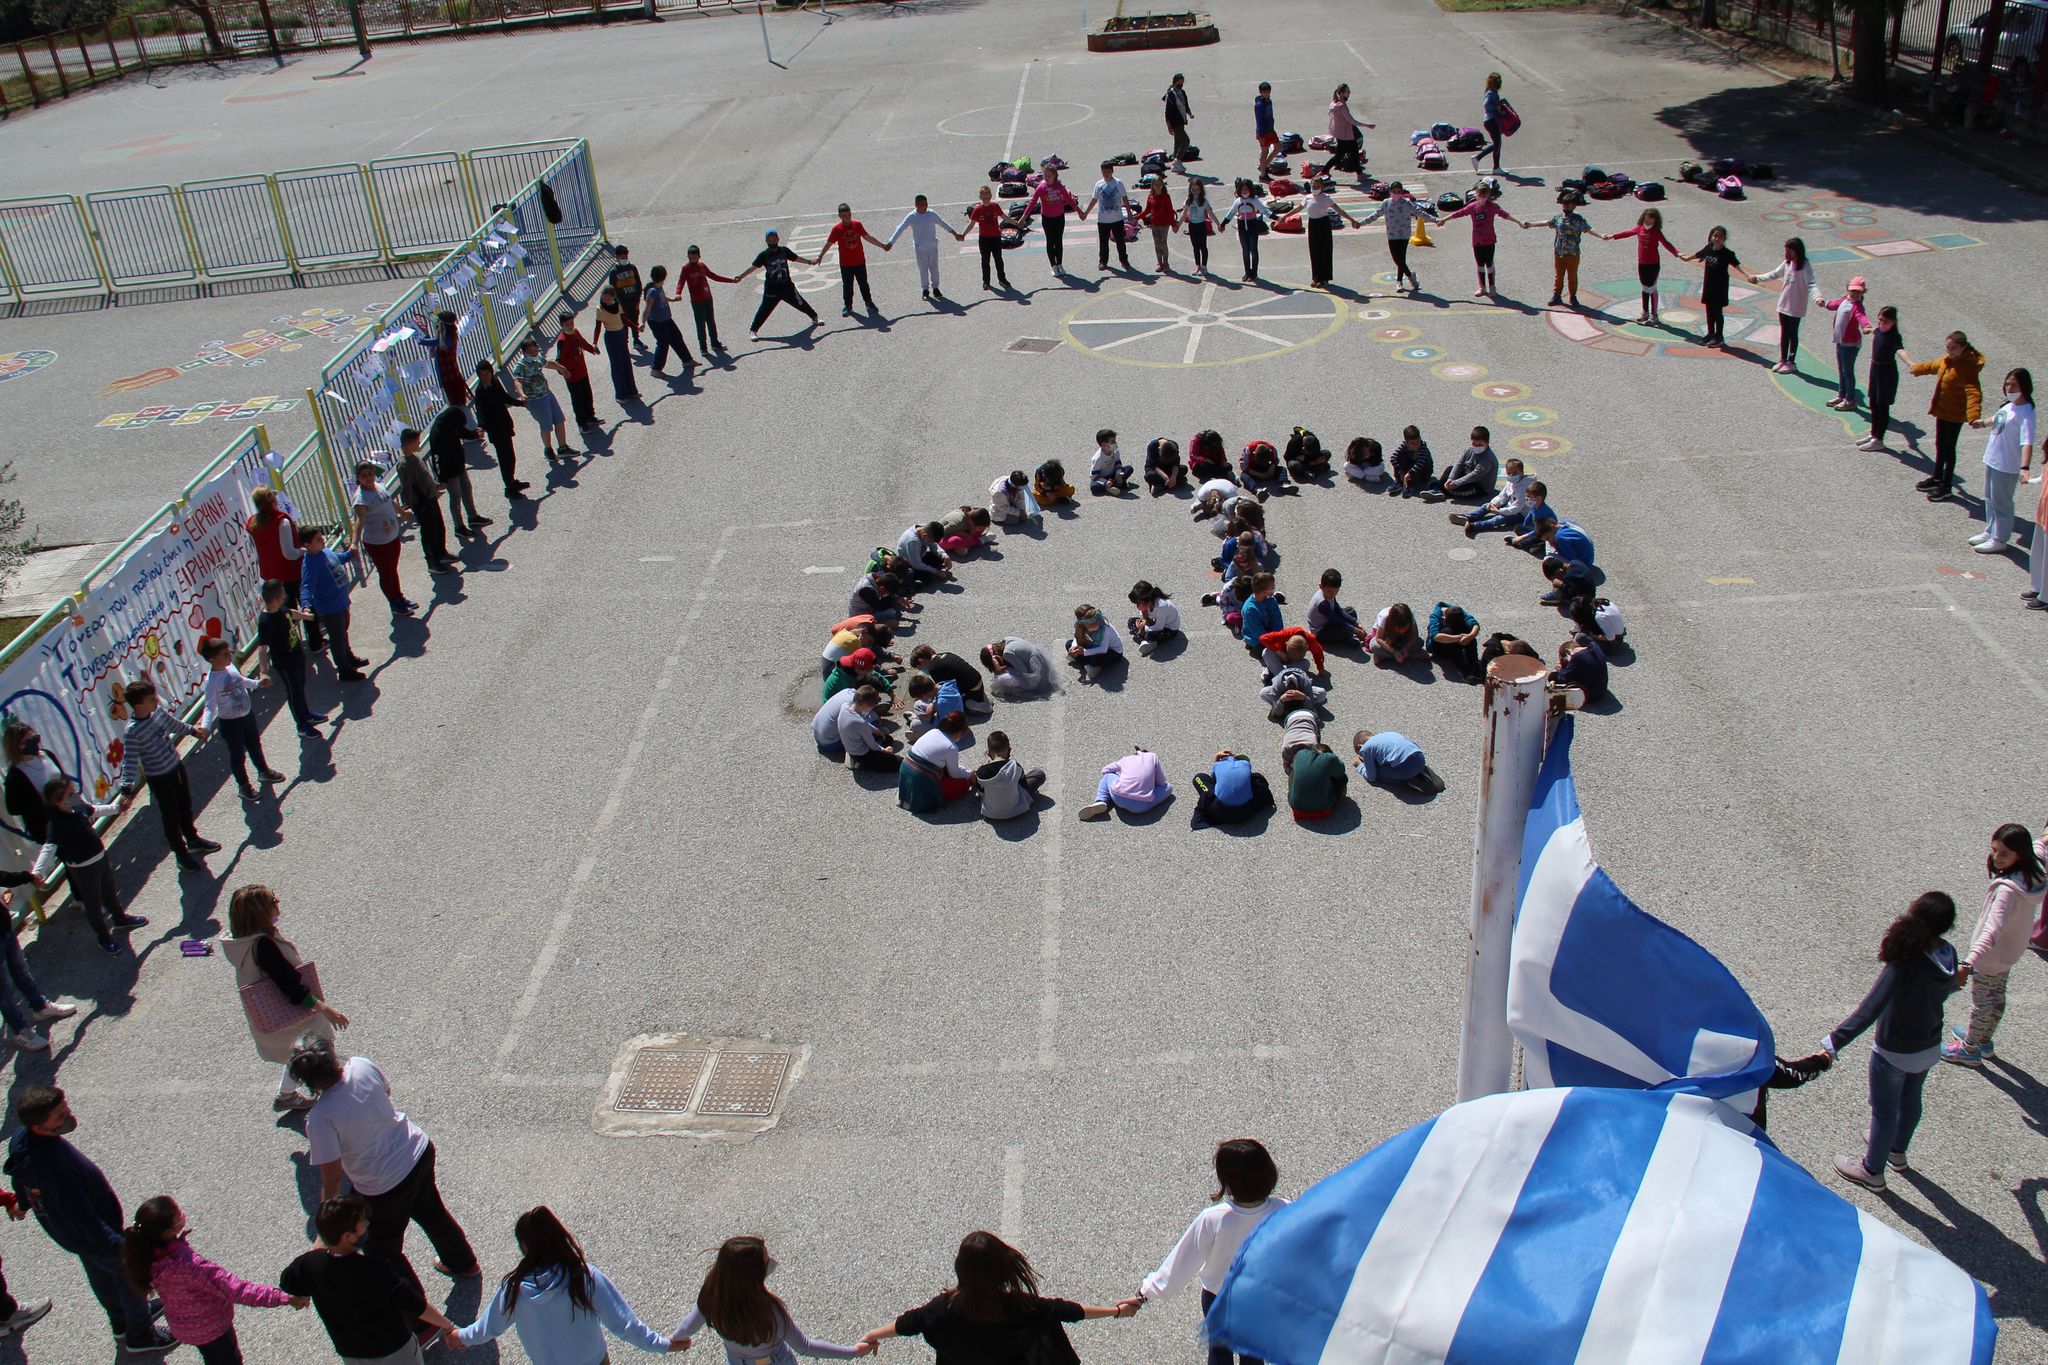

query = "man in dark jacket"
426;405;493;540
1162;73;1194;172
3;1087;173;1353
470;360;530;502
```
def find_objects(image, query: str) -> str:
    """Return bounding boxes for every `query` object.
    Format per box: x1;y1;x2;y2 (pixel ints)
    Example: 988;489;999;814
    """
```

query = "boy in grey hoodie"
973;732;1045;821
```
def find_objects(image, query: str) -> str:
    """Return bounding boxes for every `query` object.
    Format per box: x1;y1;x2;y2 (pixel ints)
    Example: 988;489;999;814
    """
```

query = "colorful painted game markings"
1431;360;1487;382
1546;281;1762;360
1496;405;1556;427
1755;190;1981;260
1510;432;1572;458
0;350;56;384
1372;324;1420;342
1062;279;1345;367
1394;344;1443;363
1473;380;1530;402
97;396;297;431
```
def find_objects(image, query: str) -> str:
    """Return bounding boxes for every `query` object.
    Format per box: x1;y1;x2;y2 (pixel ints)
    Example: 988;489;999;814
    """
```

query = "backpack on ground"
1183;144;1201;161
1633;182;1665;201
1497;98;1521;136
1041;154;1069;170
1000;166;1026;183
1435;191;1464;213
1012;155;1032;171
1418;147;1450;171
1448;128;1487;151
1309;134;1336;151
1581;165;1610;185
863;546;895;576
1713;155;1745;177
1366;181;1393;200
1431;120;1457;141
999;182;1027;198
1678;159;1706;184
1281;131;1306;153
1110;151;1139;165
1267;177;1300;197
1717;175;1745;199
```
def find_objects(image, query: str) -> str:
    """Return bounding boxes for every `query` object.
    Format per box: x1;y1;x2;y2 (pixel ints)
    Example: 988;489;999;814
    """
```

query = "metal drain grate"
698;1052;791;1116
1007;337;1059;354
613;1048;711;1112
595;1035;807;1139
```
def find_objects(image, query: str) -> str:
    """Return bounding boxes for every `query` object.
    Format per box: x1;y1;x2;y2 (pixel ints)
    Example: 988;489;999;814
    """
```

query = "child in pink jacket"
123;1196;302;1362
1609;207;1684;325
1815;275;1872;411
1944;823;2048;1066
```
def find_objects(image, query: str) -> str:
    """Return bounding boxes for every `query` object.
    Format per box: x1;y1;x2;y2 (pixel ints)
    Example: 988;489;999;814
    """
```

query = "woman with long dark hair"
1129;1139;1290;1364
673;1235;864;1361
450;1206;679;1361
1944;823;2048;1065
122;1196;302;1363
857;1231;1135;1361
223;883;348;1112
1823;891;1962;1191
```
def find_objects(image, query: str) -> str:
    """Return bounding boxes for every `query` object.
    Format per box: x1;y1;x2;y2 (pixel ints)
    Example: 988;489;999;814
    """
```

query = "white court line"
1091;323;1182;352
492;526;737;1071
1221;320;1289;347
1003;63;1032;162
1341;39;1378;77
1036;688;1067;1069
1470;38;1563;95
1000;1144;1026;1238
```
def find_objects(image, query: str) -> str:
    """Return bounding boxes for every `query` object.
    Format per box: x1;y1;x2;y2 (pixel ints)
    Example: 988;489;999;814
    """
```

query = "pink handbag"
238;961;321;1035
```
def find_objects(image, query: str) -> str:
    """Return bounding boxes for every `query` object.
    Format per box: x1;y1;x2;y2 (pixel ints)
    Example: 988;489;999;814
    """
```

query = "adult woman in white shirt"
1124;1139;1288;1365
1970;367;2034;554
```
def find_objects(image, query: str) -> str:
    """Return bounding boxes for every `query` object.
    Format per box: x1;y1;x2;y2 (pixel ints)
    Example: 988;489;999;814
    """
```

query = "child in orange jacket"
1904;329;1985;501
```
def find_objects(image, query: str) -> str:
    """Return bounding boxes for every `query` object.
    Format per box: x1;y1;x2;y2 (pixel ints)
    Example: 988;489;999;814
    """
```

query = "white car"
1947;0;2048;87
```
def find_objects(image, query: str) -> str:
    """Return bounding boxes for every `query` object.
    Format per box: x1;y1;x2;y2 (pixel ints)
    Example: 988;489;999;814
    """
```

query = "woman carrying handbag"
223;884;348;1112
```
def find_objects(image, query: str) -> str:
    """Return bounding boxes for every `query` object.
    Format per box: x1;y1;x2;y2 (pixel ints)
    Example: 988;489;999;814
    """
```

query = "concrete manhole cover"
594;1034;807;1139
1008;337;1060;354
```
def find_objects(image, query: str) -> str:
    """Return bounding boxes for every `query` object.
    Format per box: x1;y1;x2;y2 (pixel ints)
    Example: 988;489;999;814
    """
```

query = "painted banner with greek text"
0;431;270;865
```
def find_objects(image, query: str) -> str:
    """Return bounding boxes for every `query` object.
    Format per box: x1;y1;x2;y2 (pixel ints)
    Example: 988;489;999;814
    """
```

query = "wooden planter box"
1087;9;1219;52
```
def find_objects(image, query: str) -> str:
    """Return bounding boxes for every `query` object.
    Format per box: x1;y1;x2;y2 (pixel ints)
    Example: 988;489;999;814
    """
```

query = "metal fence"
0;422;347;925
310;139;607;494
0;139;585;305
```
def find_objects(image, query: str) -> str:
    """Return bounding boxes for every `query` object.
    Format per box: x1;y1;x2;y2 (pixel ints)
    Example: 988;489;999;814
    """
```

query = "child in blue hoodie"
296;525;369;681
1238;573;1282;656
451;1207;679;1362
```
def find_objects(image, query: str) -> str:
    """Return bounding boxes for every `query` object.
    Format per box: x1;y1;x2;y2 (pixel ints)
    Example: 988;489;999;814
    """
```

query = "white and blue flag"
1510;716;1774;1099
1206;1087;1996;1365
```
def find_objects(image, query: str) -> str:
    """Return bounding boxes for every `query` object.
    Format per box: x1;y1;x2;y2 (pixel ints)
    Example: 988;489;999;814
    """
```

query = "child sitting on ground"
1190;477;1238;524
1390;425;1434;498
901;712;976;812
1367;602;1423;666
849;571;909;624
1503;480;1557;554
1034;458;1077;505
1288;741;1349;822
990;470;1040;525
1271;685;1326;775
1426;601;1483;681
1553;633;1610;705
1258;628;1327;682
908;644;994;714
1188;429;1232;482
1261;660;1329;724
1238;439;1288;498
1306;568;1369;647
974;730;1045;821
1451;457;1529;536
1238;572;1283;655
824;647;885;702
938;506;995;558
1422;426;1499;504
905;672;965;738
1353;728;1443;794
1144;438;1187;495
836;685;902;772
1079;747;1173;820
1283;428;1331;481
1546;515;1596;568
1343;436;1388;487
1089;428;1134;495
1068;605;1127;682
982;637;1058;698
1127;582;1182;655
1191;751;1274;828
896;521;954;585
1569;594;1627;647
1540;554;1597;607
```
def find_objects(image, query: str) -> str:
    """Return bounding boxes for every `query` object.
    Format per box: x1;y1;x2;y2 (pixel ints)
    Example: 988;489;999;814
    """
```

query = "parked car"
1947;0;2048;89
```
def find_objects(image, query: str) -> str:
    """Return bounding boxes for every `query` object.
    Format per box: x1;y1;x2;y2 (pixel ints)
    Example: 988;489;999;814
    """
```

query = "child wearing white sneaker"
0;866;74;1051
1342;436;1387;487
1859;306;1903;452
1126;582;1182;654
1969;368;2034;555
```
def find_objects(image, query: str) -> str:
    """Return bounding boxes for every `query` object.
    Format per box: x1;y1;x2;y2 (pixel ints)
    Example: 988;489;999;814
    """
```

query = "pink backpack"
1716;175;1745;199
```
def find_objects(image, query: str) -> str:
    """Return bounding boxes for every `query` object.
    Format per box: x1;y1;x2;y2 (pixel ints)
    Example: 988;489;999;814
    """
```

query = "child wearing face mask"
1089;429;1134;495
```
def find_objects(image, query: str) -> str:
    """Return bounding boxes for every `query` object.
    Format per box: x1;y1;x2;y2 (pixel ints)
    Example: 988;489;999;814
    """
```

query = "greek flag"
1511;717;1775;1099
1206;1087;1995;1365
